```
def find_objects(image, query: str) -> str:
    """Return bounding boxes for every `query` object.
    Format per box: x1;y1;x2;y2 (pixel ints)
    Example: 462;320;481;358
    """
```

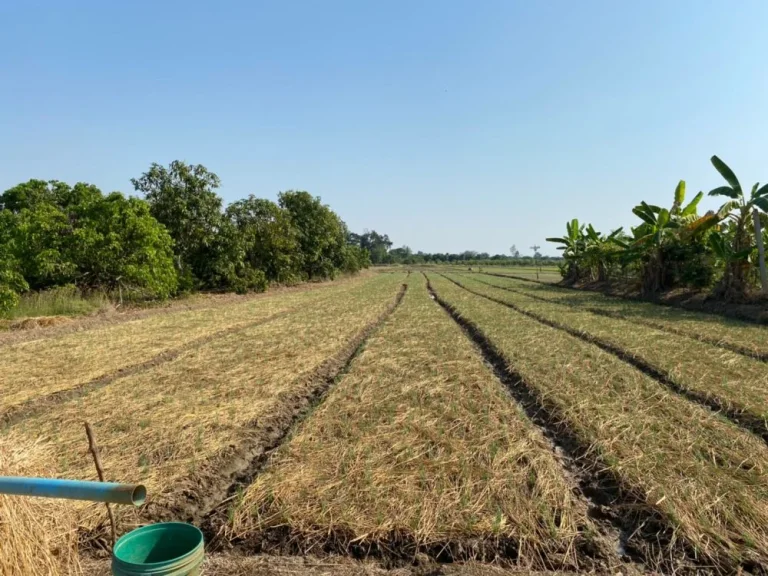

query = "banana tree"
707;155;768;298
620;180;719;294
709;230;752;266
546;219;585;283
583;224;624;281
626;201;681;293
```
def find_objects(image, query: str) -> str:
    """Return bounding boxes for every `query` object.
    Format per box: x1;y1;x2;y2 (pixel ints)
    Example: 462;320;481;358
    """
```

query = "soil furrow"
0;311;292;430
476;271;768;325
441;273;768;446
480;271;545;285
146;284;409;543
469;274;768;363
224;275;607;572
425;275;691;573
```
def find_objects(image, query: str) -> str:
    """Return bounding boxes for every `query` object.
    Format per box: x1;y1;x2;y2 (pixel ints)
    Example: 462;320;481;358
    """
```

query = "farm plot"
0;276;374;423
444;273;768;441
229;275;604;570
427;273;768;573
474;269;561;284
474;271;768;359
0;273;406;536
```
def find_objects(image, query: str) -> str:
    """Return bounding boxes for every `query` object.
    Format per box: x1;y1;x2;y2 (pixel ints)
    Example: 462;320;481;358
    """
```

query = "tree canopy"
0;160;378;313
0;180;177;305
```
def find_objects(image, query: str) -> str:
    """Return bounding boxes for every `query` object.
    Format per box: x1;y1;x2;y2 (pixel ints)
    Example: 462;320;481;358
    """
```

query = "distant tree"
510;245;520;258
350;230;392;264
388;245;413;264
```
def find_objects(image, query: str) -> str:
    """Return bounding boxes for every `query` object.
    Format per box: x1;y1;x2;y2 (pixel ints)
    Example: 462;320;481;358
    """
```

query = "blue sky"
1;1;766;256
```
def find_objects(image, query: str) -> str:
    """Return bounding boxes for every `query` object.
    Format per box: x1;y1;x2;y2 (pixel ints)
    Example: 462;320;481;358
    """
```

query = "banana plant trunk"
564;261;579;285
753;208;768;295
718;217;752;301
642;249;664;295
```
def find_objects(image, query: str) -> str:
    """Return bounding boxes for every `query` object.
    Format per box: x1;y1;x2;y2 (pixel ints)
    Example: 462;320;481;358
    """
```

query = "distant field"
3;268;768;574
435;265;562;284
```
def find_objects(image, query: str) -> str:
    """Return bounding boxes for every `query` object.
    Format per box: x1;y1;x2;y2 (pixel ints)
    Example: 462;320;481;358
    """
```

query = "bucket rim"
112;522;204;568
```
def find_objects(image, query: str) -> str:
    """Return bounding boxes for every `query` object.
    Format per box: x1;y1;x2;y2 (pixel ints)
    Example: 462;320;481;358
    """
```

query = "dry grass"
230;276;594;569
428;274;768;571
476;272;768;356
451;274;768;430
80;554;578;576
0;275;375;414
0;273;406;540
0;440;82;576
459;269;561;284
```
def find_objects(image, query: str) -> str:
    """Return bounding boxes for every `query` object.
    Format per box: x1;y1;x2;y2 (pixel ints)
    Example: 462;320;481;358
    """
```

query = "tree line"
547;155;768;301
0;160;370;313
347;231;561;266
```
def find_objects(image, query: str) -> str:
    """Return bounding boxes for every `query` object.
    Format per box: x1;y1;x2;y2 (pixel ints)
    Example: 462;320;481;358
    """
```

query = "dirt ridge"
472;273;768;362
207;277;612;572
425;274;701;574
441;274;768;446
140;284;409;542
0;310;292;430
478;271;768;325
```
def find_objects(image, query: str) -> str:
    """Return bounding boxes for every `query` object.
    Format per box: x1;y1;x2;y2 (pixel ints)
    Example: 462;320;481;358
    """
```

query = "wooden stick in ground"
84;421;117;548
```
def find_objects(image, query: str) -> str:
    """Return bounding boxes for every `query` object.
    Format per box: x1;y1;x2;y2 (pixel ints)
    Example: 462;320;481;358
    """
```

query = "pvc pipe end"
131;485;147;507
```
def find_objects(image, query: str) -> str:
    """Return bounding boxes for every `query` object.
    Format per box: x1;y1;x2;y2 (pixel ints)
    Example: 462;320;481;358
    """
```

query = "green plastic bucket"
111;522;204;576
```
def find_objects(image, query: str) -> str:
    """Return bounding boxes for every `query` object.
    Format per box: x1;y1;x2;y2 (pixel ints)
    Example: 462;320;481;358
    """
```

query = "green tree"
339;244;371;273
67;193;178;298
131;161;224;289
0;211;28;314
193;217;267;294
1;179;178;299
278;191;346;280
0;179;73;212
8;201;78;288
355;230;392;264
581;224;624;282
226;196;301;283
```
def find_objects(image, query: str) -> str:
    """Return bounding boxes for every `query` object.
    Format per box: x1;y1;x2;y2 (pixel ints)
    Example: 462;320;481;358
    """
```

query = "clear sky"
1;1;766;256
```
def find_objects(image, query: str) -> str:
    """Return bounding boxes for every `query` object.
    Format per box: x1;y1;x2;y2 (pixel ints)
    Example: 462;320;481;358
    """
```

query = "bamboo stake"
84;422;117;548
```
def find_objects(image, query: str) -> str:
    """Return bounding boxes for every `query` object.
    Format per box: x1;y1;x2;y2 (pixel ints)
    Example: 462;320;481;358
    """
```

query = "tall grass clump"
4;285;111;320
